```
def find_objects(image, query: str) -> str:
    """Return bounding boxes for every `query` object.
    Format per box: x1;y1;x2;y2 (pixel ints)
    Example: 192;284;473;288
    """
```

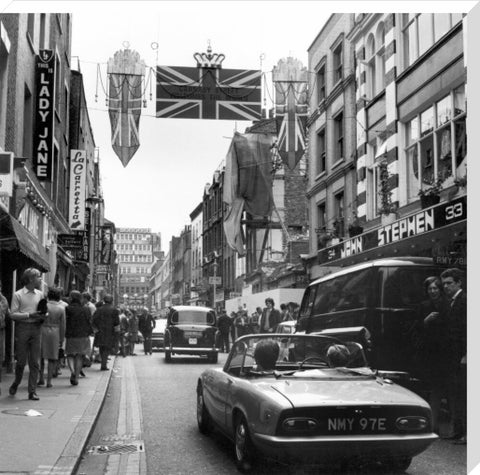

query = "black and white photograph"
0;1;476;474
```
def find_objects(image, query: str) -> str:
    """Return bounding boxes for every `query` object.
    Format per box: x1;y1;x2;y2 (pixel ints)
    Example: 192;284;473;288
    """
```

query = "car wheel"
196;384;212;435
208;352;218;363
384;456;412;472
165;350;171;362
234;415;256;472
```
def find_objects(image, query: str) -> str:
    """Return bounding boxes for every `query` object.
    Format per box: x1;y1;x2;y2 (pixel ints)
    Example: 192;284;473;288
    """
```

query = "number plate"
189;338;197;345
327;417;387;432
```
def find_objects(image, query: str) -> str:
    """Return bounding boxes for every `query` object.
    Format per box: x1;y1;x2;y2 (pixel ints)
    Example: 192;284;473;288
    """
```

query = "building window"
366;34;376;98
334;192;345;237
402;14;463;68
404;84;466;201
317;64;325;103
55;54;61;115
27;14;35;45
316;129;326;174
375;23;386;93
317;202;326;233
333;42;343;83
333;111;344;161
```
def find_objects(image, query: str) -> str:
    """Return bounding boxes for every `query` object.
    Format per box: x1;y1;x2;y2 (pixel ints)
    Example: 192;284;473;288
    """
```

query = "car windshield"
171;310;215;325
225;334;370;377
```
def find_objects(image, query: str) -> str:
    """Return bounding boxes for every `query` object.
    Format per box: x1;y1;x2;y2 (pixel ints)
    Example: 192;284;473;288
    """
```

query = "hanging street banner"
33;49;55;181
107;49;146;167
69;150;87;230
156;63;261;121
273;57;308;170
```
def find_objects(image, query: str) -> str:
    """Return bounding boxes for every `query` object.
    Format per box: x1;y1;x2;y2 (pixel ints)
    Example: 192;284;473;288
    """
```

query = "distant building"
116;227;154;309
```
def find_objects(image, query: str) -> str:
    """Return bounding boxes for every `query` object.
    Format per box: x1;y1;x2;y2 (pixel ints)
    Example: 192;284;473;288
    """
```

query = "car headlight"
395;416;428;431
282;417;319;432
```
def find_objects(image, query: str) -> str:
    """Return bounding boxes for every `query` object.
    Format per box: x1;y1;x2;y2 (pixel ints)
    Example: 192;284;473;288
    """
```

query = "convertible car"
196;333;438;472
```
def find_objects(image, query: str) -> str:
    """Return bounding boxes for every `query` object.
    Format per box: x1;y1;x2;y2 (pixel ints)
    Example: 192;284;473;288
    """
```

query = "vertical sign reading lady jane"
69;150;86;230
33;50;55;181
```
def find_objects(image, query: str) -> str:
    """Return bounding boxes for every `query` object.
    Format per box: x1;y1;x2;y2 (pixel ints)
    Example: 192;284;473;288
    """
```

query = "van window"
382;267;440;308
309;268;372;315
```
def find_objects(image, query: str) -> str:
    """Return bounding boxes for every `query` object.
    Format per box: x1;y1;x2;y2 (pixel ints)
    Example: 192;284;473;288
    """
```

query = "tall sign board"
33;50;55;181
69;150;87;230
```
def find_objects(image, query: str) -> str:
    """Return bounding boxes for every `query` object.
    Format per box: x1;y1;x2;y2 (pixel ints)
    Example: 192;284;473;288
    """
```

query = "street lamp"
123;293;128;305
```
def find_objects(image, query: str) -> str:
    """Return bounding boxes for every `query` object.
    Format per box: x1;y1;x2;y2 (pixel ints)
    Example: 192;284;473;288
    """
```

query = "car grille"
276;405;431;436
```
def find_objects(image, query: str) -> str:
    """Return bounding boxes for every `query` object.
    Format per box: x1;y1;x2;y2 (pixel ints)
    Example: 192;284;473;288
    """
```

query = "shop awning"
0;208;50;272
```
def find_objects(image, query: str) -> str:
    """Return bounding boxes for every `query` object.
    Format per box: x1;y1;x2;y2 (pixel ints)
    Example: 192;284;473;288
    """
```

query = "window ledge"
331;158;345;170
315;171;327;181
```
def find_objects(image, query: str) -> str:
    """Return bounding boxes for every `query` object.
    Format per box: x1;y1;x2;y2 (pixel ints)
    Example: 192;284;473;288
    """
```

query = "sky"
2;0;476;246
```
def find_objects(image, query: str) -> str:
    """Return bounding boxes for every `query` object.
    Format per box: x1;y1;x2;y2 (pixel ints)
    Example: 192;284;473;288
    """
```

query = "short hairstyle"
254;339;279;371
327;344;350;367
103;294;113;304
47;287;61;301
265;298;275;307
22;267;41;285
82;291;92;301
423;276;442;295
441;268;463;284
280;303;287;311
69;290;82;304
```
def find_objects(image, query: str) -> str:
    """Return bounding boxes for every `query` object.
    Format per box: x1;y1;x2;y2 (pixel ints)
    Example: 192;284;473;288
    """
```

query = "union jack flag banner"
107;49;146;167
273;57;308;170
156;65;261;121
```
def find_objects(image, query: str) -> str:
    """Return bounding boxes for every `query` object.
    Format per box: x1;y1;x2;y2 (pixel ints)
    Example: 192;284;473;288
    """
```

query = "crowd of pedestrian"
0;267;156;400
215;298;300;352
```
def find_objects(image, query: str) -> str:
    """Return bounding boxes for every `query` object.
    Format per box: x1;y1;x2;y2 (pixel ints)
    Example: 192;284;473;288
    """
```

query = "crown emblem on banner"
193;44;225;69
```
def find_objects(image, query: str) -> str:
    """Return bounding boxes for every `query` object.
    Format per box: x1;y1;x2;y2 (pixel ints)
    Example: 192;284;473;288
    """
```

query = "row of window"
118;255;152;263
120;267;150;274
116;243;152;251
117;233;152;241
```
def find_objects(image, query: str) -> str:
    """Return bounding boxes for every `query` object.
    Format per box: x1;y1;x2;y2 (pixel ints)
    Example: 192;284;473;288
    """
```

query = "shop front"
309;195;466;280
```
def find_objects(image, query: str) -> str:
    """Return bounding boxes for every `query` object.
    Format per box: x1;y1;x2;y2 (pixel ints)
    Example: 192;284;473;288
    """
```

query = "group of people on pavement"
415;268;467;445
215;298;300;353
0;267;156;401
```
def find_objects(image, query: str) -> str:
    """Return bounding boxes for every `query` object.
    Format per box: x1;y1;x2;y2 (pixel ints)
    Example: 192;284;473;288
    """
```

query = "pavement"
0;357;115;475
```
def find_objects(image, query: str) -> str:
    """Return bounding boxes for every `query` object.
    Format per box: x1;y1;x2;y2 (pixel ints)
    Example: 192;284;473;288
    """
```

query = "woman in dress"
38;287;65;388
65;290;92;385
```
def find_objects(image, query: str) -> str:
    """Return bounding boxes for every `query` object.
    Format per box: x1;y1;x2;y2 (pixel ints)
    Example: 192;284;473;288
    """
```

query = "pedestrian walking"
234;305;248;338
82;291;96;319
138;307;156;355
9;268;45;401
65;290;92;386
259;298;282;333
118;307;129;356
38;287;65;388
0;281;10;394
441;268;467;445
55;288;68;376
217;309;232;353
126;310;139;356
229;311;236;343
92;294;120;370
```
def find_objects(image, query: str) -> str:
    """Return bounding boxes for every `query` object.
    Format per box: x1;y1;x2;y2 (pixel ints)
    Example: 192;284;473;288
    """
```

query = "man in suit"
441;268;467;444
259;298;282;333
92;294;120;370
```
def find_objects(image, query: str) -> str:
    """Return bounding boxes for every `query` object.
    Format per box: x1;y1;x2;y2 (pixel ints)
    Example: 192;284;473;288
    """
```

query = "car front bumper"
151;336;164;348
252;432;438;464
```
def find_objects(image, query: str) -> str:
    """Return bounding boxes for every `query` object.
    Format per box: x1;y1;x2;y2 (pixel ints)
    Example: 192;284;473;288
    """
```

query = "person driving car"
254;339;279;372
326;344;350;367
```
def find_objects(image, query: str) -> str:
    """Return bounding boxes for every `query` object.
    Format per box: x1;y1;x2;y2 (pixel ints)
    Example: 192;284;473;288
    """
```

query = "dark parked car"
164;305;219;363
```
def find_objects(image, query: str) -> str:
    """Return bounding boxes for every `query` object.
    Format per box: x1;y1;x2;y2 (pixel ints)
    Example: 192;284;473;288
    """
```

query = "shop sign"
0;152;13;196
100;226;113;265
33;50;55;181
318;196;466;265
73;207;90;262
58;233;83;250
69;150;87;230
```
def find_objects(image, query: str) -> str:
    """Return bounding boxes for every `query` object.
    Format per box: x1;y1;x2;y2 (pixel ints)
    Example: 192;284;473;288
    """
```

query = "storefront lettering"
341;236;363;258
378;210;434;246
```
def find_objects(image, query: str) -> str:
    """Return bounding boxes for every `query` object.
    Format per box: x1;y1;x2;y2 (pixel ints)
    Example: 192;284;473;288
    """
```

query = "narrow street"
75;346;467;475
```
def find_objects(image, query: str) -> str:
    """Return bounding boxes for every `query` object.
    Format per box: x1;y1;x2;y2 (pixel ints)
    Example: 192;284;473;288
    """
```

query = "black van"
297;257;448;385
